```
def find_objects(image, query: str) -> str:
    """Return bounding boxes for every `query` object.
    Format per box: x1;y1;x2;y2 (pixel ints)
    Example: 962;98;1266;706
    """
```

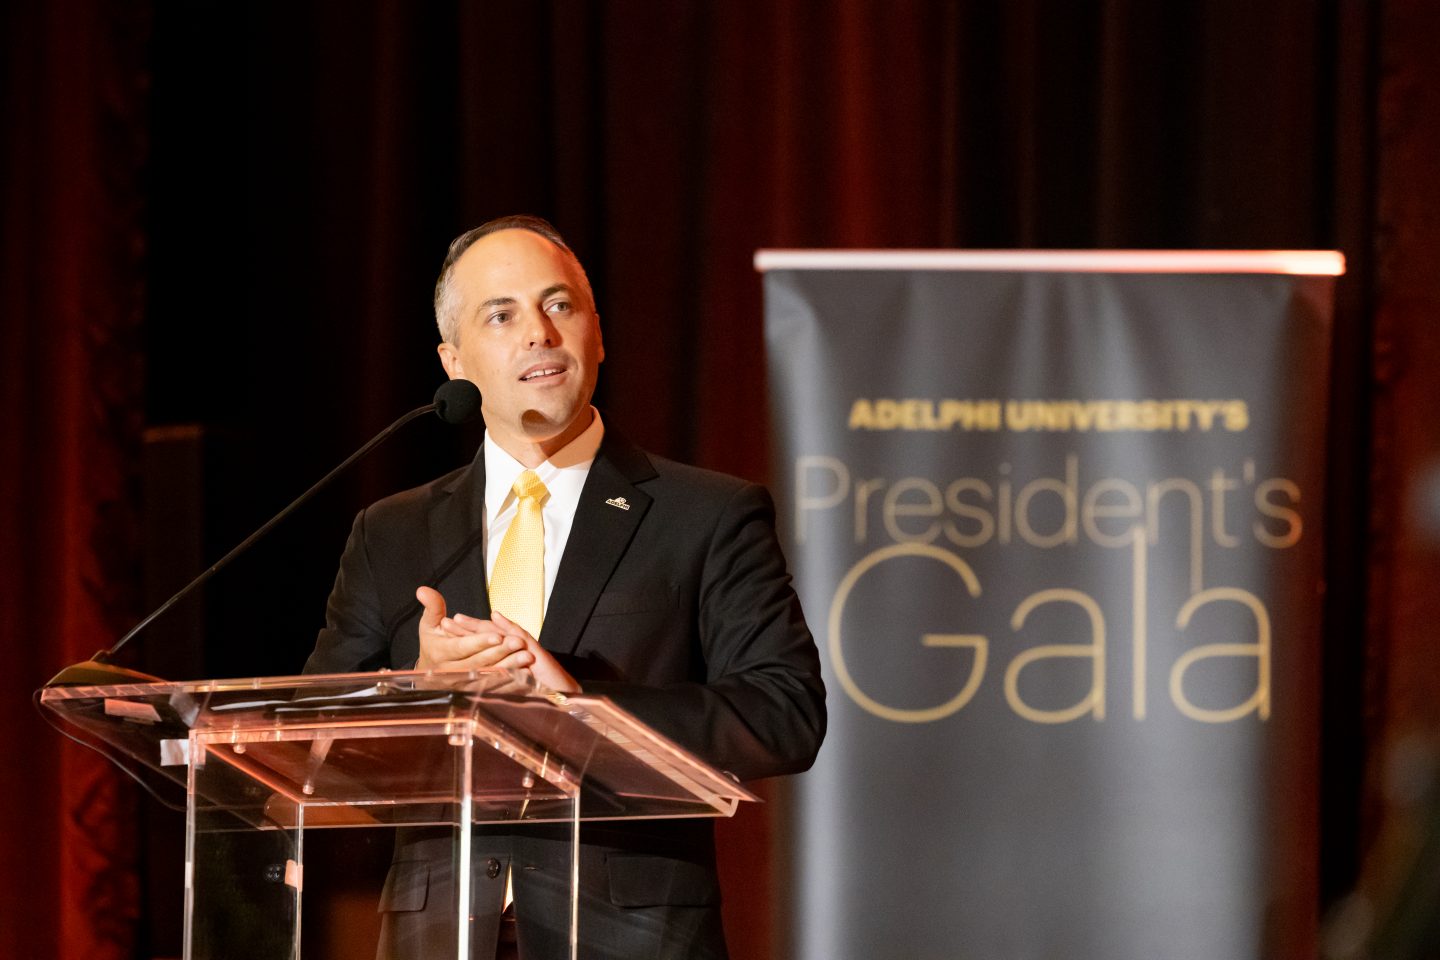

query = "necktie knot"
512;470;548;503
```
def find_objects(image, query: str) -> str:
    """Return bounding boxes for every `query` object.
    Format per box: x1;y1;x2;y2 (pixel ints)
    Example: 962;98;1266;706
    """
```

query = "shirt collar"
483;408;605;515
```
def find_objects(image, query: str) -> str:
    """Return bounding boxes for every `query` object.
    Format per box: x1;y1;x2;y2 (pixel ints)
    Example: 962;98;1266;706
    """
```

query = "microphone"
434;377;482;425
44;380;483;686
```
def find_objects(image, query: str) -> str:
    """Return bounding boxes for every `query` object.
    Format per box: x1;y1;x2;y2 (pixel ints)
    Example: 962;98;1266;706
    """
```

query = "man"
305;216;825;959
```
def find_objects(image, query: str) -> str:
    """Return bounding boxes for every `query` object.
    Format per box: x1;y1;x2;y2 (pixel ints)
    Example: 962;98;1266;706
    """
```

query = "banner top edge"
753;249;1346;275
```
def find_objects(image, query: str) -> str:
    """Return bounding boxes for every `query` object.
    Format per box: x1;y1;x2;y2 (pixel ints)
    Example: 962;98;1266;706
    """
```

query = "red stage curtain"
0;2;149;957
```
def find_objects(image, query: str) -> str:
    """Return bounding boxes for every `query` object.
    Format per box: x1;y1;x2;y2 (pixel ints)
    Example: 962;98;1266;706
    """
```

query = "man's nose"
523;308;557;347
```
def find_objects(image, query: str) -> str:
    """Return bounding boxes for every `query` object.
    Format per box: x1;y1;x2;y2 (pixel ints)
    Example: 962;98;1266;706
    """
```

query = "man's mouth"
519;364;566;382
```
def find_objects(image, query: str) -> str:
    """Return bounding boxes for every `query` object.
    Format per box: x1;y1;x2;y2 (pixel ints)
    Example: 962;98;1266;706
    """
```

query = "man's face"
437;229;603;459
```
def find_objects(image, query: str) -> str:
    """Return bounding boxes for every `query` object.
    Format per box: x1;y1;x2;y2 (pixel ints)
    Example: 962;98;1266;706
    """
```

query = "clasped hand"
414;586;581;693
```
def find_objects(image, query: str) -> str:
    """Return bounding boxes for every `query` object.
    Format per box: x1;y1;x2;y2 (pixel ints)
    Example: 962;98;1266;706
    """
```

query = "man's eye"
546;300;572;314
488;311;511;325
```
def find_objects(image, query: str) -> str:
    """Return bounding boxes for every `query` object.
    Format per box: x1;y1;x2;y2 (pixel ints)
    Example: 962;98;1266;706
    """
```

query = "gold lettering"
1147;477;1204;594
853;476;886;544
1193;401;1224;431
1014;455;1079;548
1081;478;1143;547
874;399;900;429
1209;468;1241;548
1005;589;1107;723
794;456;848;544
828;543;988;723
883;477;943;543
943;479;995;548
1170;588;1271;722
1253;478;1302;547
997;464;1013;545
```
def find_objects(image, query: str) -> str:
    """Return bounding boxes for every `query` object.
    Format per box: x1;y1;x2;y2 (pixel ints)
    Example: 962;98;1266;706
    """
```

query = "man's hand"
414;587;581;693
415;586;532;671
485;609;582;693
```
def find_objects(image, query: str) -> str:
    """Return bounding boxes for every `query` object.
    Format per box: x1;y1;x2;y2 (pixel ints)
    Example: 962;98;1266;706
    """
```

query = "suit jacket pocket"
378;860;429;913
607;854;719;907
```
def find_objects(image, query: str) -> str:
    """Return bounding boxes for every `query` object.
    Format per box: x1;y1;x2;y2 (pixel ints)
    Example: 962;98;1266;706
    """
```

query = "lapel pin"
604;496;631;511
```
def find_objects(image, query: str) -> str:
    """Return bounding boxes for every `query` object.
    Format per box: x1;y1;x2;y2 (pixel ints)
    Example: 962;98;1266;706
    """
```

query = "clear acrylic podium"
40;670;758;959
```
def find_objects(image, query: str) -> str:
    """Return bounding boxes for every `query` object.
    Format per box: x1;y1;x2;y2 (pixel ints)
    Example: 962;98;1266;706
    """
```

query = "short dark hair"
433;215;593;343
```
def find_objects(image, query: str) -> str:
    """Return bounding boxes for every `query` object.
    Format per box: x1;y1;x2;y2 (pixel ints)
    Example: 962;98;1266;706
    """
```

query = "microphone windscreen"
434;379;482;424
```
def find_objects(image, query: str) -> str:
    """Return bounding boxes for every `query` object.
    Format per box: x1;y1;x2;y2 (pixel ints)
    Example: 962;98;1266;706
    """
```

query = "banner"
762;251;1342;960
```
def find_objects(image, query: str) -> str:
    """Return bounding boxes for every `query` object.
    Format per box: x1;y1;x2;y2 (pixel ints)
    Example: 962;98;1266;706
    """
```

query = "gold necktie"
488;470;548;638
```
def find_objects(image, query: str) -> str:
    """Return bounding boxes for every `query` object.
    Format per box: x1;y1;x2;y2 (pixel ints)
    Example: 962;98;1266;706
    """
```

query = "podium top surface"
42;670;758;828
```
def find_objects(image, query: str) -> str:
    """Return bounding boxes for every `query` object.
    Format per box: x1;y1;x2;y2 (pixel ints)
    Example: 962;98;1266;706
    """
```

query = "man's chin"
517;404;593;443
520;406;576;430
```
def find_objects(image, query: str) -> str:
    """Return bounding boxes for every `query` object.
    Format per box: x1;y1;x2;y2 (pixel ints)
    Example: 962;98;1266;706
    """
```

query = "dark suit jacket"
305;429;825;959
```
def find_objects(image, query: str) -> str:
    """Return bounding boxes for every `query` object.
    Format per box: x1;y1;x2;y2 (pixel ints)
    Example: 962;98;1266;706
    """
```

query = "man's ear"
437;341;463;379
596;314;605;364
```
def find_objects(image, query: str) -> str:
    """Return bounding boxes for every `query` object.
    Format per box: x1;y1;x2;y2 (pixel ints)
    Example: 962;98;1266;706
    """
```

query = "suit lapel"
427;454;492;619
541;433;656;655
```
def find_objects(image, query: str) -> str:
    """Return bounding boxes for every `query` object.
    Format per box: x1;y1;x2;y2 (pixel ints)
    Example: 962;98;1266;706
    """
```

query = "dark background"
3;1;1437;958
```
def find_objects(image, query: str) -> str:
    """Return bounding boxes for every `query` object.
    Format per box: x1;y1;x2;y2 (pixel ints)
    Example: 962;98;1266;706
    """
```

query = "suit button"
486;858;502;879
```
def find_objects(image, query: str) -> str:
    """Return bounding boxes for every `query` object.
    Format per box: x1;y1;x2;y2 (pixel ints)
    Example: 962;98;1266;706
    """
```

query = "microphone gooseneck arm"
42;379;483;686
102;401;440;661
